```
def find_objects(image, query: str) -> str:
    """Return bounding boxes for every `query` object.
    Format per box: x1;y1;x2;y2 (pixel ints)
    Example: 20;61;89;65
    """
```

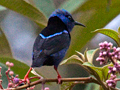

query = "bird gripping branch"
24;9;85;84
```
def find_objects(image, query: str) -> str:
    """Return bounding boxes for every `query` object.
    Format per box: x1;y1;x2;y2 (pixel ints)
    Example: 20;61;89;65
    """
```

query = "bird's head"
49;9;85;32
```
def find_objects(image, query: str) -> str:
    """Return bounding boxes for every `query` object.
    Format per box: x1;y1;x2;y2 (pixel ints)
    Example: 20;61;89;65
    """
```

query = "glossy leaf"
0;5;6;11
34;0;55;18
0;57;43;88
116;75;120;88
59;0;87;13
85;83;99;90
0;0;47;28
86;48;99;63
102;63;113;81
83;62;103;81
60;82;74;90
0;63;8;88
0;28;12;57
84;48;88;62
75;51;85;61
0;57;35;78
93;29;120;46
60;55;83;65
118;27;120;36
66;0;120;58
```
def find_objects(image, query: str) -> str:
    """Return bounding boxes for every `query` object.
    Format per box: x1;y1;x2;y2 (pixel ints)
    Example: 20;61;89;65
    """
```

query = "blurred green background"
0;0;120;89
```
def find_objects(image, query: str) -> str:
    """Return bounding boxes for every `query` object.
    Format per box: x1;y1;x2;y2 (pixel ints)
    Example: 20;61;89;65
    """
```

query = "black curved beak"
74;21;86;27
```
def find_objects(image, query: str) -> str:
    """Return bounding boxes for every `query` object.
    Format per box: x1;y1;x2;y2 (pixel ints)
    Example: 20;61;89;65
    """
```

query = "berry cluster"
106;63;120;88
0;61;35;90
96;41;120;88
0;61;50;90
96;41;113;65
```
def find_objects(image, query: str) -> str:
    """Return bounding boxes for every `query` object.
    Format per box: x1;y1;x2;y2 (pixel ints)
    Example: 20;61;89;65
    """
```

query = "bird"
24;9;85;84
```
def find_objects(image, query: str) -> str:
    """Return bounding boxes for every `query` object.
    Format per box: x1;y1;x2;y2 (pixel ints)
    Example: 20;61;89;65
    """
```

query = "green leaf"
83;62;103;81
102;63;113;81
34;0;56;18
0;27;12;57
0;5;6;11
60;55;83;65
75;51;85;61
86;48;99;63
0;57;44;88
65;0;120;58
59;0;87;13
118;27;120;36
116;75;120;88
82;62;94;67
84;48;88;62
0;63;8;88
0;0;47;28
0;57;35;78
93;29;120;46
85;83;99;90
60;82;74;90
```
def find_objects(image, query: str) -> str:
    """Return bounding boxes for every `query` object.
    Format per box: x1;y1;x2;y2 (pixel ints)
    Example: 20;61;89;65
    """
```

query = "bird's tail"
31;54;47;67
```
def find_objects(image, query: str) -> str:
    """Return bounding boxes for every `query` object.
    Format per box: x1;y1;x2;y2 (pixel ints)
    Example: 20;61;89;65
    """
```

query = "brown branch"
12;77;100;90
0;80;3;89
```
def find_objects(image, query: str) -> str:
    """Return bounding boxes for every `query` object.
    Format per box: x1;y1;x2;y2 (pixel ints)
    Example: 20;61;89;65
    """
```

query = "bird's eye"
66;15;73;21
67;16;72;20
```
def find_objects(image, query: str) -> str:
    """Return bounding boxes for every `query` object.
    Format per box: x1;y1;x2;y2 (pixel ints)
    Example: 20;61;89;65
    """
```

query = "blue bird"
24;9;85;83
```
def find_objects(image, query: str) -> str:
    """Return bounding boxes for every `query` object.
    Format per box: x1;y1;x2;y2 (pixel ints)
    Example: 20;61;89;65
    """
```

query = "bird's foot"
24;74;30;84
57;75;62;84
23;67;32;84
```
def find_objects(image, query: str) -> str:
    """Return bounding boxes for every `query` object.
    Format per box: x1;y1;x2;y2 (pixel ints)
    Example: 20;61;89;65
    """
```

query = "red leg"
54;66;62;84
24;67;32;84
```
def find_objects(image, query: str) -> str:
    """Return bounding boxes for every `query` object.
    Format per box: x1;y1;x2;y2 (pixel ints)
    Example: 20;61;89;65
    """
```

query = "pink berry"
104;41;108;45
116;47;120;52
8;83;13;87
44;87;50;90
13;78;19;84
113;67;116;71
9;71;14;76
100;61;103;65
6;61;10;66
103;51;107;55
9;63;14;67
108;42;113;47
113;47;116;51
99;42;103;47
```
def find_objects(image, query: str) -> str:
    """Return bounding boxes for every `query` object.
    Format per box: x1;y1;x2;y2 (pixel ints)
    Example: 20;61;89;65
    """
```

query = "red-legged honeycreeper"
24;9;85;84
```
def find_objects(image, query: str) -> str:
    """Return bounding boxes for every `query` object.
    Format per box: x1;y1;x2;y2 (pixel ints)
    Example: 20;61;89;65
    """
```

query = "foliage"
0;0;120;90
60;27;120;90
0;0;47;28
60;49;108;90
66;0;120;57
1;0;120;58
0;61;36;89
0;57;34;79
93;28;120;46
0;27;12;57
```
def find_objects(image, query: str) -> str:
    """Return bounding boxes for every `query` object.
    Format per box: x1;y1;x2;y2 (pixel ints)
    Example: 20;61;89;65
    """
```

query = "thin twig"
0;80;3;89
12;77;99;90
6;68;10;83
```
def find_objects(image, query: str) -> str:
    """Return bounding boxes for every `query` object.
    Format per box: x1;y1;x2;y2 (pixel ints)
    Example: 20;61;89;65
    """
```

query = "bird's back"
31;16;71;67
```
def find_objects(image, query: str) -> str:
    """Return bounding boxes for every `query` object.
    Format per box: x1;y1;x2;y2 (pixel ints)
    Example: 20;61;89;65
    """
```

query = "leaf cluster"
60;48;116;90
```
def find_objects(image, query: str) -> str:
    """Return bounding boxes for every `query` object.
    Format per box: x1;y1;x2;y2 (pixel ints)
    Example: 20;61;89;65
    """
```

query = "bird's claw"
57;75;62;84
24;76;30;84
23;67;32;84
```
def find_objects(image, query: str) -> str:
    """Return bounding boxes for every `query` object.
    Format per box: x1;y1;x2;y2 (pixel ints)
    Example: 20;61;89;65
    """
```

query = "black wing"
33;32;70;58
